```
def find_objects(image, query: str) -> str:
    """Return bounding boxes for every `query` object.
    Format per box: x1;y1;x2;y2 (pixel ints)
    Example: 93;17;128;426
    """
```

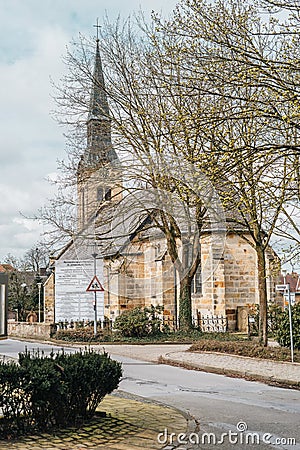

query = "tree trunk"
256;245;268;346
179;276;193;331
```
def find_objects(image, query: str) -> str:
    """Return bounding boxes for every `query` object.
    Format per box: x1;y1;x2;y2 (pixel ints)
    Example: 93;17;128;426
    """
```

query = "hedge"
0;349;122;438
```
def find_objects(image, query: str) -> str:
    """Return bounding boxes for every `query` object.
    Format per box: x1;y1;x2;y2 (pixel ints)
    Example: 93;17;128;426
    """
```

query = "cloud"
0;0;179;261
0;24;68;259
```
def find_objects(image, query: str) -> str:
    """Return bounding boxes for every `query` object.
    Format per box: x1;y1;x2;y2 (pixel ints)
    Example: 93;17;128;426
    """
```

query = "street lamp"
20;283;27;322
282;269;294;363
37;282;42;323
92;244;98;337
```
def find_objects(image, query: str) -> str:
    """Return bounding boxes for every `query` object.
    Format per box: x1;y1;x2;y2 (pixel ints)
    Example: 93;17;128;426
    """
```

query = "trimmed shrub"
0;349;122;438
276;303;300;350
247;303;284;337
0;362;32;436
114;305;163;338
268;304;283;336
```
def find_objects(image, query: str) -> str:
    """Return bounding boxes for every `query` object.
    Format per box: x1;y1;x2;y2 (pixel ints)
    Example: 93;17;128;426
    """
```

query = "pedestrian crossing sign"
86;275;104;292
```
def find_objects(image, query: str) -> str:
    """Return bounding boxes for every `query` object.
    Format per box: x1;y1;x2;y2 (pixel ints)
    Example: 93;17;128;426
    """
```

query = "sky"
0;0;179;262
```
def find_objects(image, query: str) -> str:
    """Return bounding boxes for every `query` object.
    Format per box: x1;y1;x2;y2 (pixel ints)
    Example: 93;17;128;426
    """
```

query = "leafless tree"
40;1;299;336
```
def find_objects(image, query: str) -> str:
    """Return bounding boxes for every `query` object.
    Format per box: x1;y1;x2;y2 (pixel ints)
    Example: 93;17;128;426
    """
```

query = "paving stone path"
0;394;188;450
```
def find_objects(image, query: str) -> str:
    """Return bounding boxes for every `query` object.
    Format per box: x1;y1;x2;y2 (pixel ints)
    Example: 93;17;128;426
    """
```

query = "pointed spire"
82;28;118;167
88;39;109;121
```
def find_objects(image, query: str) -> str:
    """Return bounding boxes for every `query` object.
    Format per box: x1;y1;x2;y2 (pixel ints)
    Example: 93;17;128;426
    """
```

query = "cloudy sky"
0;0;178;261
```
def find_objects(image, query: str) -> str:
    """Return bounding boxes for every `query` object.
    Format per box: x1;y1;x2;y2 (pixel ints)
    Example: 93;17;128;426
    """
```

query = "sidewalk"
161;350;300;388
0;392;191;450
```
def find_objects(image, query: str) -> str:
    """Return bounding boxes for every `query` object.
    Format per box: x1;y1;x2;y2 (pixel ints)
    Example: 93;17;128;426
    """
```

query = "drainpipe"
174;266;178;329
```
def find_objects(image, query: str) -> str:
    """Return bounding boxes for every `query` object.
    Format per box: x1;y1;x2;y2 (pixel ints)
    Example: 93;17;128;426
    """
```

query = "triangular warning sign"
86;275;104;292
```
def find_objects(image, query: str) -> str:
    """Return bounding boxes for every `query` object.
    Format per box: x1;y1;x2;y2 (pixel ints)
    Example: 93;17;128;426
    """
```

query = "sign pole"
86;262;104;337
287;283;294;363
278;276;294;363
92;251;98;337
94;289;97;337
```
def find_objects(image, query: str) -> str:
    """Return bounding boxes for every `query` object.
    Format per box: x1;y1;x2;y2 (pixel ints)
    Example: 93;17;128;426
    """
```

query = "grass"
189;339;300;363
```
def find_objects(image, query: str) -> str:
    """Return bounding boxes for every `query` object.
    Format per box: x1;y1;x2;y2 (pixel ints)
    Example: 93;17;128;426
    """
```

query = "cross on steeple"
93;18;101;42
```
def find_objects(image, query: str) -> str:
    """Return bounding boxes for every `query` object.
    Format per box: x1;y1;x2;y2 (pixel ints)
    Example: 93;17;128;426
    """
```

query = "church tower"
77;37;121;230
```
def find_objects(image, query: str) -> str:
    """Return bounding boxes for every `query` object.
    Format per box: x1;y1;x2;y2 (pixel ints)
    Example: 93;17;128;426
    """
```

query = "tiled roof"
0;263;15;273
279;273;300;293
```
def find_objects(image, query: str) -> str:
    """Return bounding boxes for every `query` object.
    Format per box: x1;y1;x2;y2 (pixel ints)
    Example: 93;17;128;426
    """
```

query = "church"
44;37;279;332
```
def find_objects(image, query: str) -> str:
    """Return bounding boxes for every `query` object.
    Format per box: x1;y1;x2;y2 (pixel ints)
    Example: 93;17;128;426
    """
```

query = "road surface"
1;339;299;449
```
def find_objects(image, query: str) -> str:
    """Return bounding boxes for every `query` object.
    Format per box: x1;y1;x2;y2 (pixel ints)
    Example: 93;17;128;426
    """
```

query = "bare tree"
45;22;228;330
4;244;49;321
40;1;299;336
150;0;299;344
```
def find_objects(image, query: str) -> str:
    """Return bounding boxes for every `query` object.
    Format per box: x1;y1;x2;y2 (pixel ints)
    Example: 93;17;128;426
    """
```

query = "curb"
160;355;300;390
7;336;197;346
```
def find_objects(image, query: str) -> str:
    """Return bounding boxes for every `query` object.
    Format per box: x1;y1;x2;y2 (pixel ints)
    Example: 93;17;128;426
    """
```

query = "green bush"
54;327;113;342
0;349;122;438
113;305;163;338
0;362;32;436
276;303;300;350
247;303;287;338
53;327;205;343
268;304;283;336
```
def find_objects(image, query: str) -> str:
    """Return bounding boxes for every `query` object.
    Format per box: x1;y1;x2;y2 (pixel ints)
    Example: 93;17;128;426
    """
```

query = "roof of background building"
279;272;300;293
0;263;15;273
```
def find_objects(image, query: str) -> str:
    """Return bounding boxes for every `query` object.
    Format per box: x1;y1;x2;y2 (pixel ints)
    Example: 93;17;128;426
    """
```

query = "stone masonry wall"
224;233;258;309
8;321;54;339
196;234;226;316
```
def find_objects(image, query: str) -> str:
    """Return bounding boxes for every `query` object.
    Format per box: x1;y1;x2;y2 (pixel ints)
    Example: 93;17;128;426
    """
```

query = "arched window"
105;188;111;201
97;187;111;202
192;264;202;294
97;187;103;202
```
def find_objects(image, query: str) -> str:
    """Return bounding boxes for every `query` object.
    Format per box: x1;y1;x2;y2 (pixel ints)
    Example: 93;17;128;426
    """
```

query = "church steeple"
88;39;109;122
83;32;117;166
77;26;121;231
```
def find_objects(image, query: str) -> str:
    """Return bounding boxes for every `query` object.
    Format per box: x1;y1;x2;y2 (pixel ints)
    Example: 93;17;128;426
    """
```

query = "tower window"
97;187;111;202
97;187;103;202
105;188;111;201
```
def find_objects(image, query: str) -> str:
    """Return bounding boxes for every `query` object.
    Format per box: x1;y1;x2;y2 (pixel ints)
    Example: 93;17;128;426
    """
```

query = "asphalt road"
116;355;300;449
1;339;300;450
0;338;77;359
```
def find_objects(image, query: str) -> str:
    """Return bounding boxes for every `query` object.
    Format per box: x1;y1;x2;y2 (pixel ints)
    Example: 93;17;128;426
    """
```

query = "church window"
192;264;202;294
97;187;104;202
155;244;161;259
82;188;85;220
